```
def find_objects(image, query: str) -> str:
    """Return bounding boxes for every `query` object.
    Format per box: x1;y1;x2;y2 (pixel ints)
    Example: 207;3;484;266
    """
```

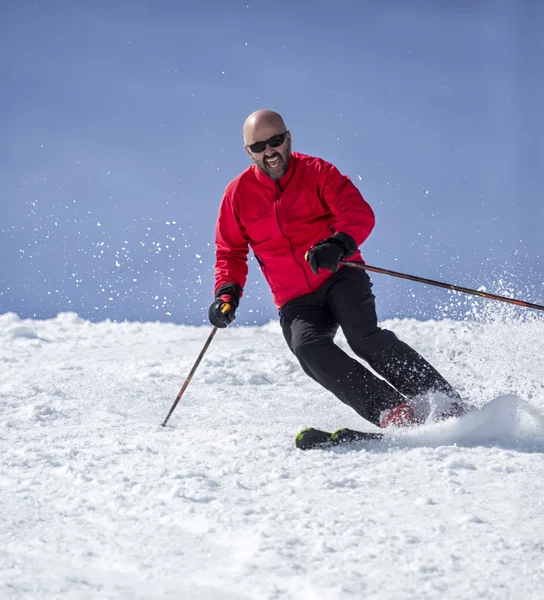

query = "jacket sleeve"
318;161;375;247
214;189;249;296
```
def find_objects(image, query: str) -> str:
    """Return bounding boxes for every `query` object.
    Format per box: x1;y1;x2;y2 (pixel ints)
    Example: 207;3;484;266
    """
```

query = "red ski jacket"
214;152;375;308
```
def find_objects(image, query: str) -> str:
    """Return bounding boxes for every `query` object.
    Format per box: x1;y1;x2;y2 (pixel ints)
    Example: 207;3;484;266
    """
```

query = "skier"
209;109;464;428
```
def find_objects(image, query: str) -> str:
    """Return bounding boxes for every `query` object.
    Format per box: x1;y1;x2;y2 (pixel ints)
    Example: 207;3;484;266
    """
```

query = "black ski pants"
279;267;457;426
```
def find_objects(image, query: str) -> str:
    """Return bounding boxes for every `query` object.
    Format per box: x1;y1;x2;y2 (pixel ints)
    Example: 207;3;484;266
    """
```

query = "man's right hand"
208;283;242;328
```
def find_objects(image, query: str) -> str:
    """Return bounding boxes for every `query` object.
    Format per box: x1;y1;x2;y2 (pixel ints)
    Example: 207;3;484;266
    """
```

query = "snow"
1;310;544;599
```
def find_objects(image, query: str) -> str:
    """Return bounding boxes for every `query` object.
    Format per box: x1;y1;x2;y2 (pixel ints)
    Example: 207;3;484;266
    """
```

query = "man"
209;109;463;428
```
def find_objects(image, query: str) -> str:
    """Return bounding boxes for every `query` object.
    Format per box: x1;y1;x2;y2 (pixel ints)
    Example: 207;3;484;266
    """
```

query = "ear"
244;145;252;159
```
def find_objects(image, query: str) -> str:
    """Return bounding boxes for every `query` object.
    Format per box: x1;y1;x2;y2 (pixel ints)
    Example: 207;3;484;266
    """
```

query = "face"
245;129;292;181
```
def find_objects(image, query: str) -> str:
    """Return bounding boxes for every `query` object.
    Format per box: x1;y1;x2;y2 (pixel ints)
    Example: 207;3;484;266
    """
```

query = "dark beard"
258;156;288;180
255;139;291;181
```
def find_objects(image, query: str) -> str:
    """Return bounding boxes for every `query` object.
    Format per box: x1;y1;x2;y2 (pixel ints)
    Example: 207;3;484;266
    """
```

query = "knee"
366;328;399;349
347;327;397;358
290;341;333;382
292;340;338;374
292;340;322;364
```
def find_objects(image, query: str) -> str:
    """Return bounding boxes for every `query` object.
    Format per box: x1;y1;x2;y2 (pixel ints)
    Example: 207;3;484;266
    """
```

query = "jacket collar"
252;152;297;189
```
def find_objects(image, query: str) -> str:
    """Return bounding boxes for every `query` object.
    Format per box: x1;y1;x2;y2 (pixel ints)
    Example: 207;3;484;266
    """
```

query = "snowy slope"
1;311;544;600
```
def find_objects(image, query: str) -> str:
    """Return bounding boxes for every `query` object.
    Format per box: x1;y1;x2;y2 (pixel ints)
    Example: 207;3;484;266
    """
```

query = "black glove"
208;283;242;328
305;232;357;275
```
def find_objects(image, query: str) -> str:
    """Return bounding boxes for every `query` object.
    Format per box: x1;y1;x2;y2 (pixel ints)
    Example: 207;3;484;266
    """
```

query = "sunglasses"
247;132;288;153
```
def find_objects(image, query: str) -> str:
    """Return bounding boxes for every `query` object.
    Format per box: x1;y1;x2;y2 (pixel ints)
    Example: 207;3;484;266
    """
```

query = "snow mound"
10;325;39;340
386;394;544;451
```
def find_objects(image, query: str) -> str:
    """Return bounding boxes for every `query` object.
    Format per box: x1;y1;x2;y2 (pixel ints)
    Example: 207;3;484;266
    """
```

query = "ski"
295;427;384;450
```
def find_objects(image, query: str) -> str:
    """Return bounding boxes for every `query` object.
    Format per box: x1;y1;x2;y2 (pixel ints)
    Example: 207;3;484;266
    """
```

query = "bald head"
242;109;292;181
243;110;287;145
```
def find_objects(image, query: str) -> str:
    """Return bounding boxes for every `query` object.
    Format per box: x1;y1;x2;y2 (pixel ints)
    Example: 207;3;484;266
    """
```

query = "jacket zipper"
274;181;314;292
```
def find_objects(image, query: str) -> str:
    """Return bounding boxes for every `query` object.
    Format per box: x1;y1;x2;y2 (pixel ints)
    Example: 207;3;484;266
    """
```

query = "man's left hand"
305;232;357;275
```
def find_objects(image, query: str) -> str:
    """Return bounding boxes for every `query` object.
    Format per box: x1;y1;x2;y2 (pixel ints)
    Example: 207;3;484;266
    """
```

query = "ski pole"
161;301;231;427
341;261;544;312
160;326;219;426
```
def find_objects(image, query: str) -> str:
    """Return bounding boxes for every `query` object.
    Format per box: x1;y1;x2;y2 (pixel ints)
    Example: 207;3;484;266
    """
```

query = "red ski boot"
380;402;420;428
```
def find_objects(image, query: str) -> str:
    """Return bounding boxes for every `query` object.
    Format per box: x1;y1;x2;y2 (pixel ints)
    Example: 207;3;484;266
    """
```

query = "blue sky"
1;0;542;324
